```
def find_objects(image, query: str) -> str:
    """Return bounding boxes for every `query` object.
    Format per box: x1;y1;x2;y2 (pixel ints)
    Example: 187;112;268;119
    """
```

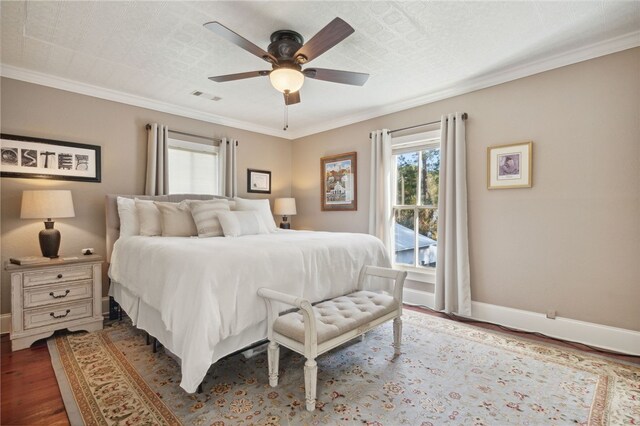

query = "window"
167;138;219;195
391;130;440;271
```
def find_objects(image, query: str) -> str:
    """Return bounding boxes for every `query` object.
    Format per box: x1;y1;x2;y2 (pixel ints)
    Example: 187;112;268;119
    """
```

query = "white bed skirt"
108;281;268;372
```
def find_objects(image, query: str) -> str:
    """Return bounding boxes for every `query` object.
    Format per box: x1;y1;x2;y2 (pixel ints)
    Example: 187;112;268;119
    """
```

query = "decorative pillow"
233;198;277;232
135;199;162;236
188;199;230;237
117;196;139;237
217;210;269;237
154;201;198;237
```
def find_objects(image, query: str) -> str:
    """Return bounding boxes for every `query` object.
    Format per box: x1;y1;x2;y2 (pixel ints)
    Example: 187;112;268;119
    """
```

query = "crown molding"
286;30;640;139
0;65;291;140
2;30;638;141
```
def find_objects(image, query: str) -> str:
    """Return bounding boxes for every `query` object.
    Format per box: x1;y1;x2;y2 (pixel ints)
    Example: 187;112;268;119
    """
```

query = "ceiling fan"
203;18;369;106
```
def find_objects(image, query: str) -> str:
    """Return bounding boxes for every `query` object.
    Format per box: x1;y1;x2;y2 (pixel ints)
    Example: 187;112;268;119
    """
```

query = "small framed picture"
247;169;271;194
1;133;101;182
321;151;357;211
487;141;532;189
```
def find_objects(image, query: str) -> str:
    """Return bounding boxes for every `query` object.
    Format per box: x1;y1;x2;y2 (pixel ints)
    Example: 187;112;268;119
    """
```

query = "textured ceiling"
1;1;639;138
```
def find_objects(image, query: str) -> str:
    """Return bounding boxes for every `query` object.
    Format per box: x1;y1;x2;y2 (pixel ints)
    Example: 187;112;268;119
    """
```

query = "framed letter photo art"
321;151;357;211
247;169;271;194
1;134;101;182
487;141;532;189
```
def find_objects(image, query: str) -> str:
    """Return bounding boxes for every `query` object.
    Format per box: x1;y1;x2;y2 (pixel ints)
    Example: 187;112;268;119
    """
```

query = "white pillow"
154;201;198;237
135;199;162;236
233;198;277;232
218;211;269;237
117;197;139;237
188;199;230;237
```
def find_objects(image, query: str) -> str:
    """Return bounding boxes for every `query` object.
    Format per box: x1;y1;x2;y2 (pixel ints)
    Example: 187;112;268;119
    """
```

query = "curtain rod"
387;113;468;135
145;124;222;144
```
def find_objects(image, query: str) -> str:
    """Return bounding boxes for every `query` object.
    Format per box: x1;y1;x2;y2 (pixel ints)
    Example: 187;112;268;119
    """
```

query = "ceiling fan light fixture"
269;68;304;93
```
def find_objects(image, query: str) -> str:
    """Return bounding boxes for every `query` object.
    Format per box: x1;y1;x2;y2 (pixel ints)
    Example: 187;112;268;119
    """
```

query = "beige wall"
0;78;292;314
292;48;640;331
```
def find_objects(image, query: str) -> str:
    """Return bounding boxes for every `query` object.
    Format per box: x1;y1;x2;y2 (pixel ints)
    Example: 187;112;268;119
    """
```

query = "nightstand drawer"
23;265;93;287
24;300;93;330
23;280;93;309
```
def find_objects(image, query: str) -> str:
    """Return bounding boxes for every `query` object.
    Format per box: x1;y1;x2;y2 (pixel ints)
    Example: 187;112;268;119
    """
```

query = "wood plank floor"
1;308;638;424
1;335;69;425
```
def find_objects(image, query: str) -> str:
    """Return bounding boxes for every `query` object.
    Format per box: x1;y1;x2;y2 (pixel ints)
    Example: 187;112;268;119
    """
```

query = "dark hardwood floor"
1;308;637;425
1;335;69;425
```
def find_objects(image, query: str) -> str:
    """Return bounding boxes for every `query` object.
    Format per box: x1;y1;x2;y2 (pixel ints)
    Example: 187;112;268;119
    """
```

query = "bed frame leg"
152;338;157;353
197;384;203;394
304;358;317;412
146;332;150;345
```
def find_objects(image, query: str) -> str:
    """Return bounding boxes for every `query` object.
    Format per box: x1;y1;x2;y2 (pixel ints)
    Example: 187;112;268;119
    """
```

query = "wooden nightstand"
6;255;104;351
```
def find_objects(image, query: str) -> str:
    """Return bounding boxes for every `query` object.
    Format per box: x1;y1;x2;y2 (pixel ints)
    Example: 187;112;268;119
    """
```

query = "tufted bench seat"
258;266;407;412
273;291;398;345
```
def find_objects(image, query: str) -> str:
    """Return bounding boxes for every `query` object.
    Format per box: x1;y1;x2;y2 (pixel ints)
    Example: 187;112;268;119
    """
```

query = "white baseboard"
1;313;11;335
1;297;112;335
403;288;640;356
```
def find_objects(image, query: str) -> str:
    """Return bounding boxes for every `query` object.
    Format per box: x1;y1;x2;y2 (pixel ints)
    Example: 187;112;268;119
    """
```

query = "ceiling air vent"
191;90;221;101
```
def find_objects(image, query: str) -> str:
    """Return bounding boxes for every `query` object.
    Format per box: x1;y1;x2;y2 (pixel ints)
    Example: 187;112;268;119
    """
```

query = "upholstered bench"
258;266;407;411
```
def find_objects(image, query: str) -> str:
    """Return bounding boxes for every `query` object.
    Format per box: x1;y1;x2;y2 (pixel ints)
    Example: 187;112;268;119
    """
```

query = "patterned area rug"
48;310;639;425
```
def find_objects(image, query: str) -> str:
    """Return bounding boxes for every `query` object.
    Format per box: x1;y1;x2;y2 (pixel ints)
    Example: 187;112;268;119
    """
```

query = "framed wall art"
321;151;357;211
487;141;532;189
0;134;101;183
247;168;271;194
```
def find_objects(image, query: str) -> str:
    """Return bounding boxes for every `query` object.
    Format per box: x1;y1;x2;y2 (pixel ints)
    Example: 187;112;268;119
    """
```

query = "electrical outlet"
546;310;556;319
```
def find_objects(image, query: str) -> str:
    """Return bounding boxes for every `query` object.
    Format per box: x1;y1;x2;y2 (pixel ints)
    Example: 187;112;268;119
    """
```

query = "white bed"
105;194;390;393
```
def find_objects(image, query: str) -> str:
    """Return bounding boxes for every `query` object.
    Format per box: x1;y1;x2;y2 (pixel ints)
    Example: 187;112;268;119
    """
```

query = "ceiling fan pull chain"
283;92;289;130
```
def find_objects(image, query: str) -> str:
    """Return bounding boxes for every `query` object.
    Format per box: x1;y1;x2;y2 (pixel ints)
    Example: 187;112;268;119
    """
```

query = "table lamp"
21;190;75;258
273;198;296;229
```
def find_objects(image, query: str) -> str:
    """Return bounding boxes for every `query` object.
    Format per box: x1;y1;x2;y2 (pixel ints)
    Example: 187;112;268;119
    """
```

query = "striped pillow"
188;199;230;237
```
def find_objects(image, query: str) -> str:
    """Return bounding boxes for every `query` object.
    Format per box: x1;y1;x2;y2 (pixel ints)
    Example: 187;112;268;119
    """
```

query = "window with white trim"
391;130;440;271
167;138;219;195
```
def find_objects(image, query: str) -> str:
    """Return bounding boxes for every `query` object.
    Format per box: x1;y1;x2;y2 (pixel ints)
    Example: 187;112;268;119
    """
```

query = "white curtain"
368;129;393;251
145;123;169;195
435;112;471;315
218;138;238;198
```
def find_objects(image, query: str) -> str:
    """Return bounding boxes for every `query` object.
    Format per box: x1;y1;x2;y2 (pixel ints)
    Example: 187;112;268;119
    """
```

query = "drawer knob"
50;309;71;319
49;290;70;299
57;274;63;279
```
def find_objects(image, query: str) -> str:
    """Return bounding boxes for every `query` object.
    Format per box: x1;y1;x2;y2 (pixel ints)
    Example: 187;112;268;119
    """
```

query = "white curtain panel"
145;123;169;196
435;113;471;315
222;138;238;198
368;129;393;251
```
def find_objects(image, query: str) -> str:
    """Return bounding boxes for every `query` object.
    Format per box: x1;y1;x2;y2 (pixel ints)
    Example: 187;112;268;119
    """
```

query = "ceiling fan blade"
303;68;369;86
208;70;270;83
284;91;301;105
294;17;354;64
204;21;277;64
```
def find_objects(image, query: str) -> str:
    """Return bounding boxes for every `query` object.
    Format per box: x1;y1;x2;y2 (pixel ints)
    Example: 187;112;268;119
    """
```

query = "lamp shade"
21;190;75;220
274;198;297;216
269;68;304;94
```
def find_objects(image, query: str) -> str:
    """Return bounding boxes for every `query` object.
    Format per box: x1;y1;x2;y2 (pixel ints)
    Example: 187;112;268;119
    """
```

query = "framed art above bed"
1;134;101;182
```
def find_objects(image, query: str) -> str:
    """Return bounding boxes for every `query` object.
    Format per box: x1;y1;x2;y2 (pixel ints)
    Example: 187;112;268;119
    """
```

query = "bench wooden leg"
393;317;402;356
267;342;280;387
304;359;317;411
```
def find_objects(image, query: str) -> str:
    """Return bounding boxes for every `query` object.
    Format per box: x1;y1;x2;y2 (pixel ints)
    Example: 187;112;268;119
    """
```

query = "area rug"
48;310;639;425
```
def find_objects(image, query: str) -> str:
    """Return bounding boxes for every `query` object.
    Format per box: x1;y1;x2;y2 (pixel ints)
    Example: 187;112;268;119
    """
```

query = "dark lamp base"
39;220;61;258
280;222;291;229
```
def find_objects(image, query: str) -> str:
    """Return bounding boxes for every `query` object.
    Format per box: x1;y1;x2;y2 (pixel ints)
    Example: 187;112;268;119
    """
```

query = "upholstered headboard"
105;194;231;263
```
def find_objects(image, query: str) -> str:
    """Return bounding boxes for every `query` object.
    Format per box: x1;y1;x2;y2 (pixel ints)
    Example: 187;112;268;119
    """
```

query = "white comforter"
108;230;389;392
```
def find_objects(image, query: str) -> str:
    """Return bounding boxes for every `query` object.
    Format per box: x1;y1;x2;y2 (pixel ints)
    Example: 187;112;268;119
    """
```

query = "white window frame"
167;137;219;195
391;130;441;284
